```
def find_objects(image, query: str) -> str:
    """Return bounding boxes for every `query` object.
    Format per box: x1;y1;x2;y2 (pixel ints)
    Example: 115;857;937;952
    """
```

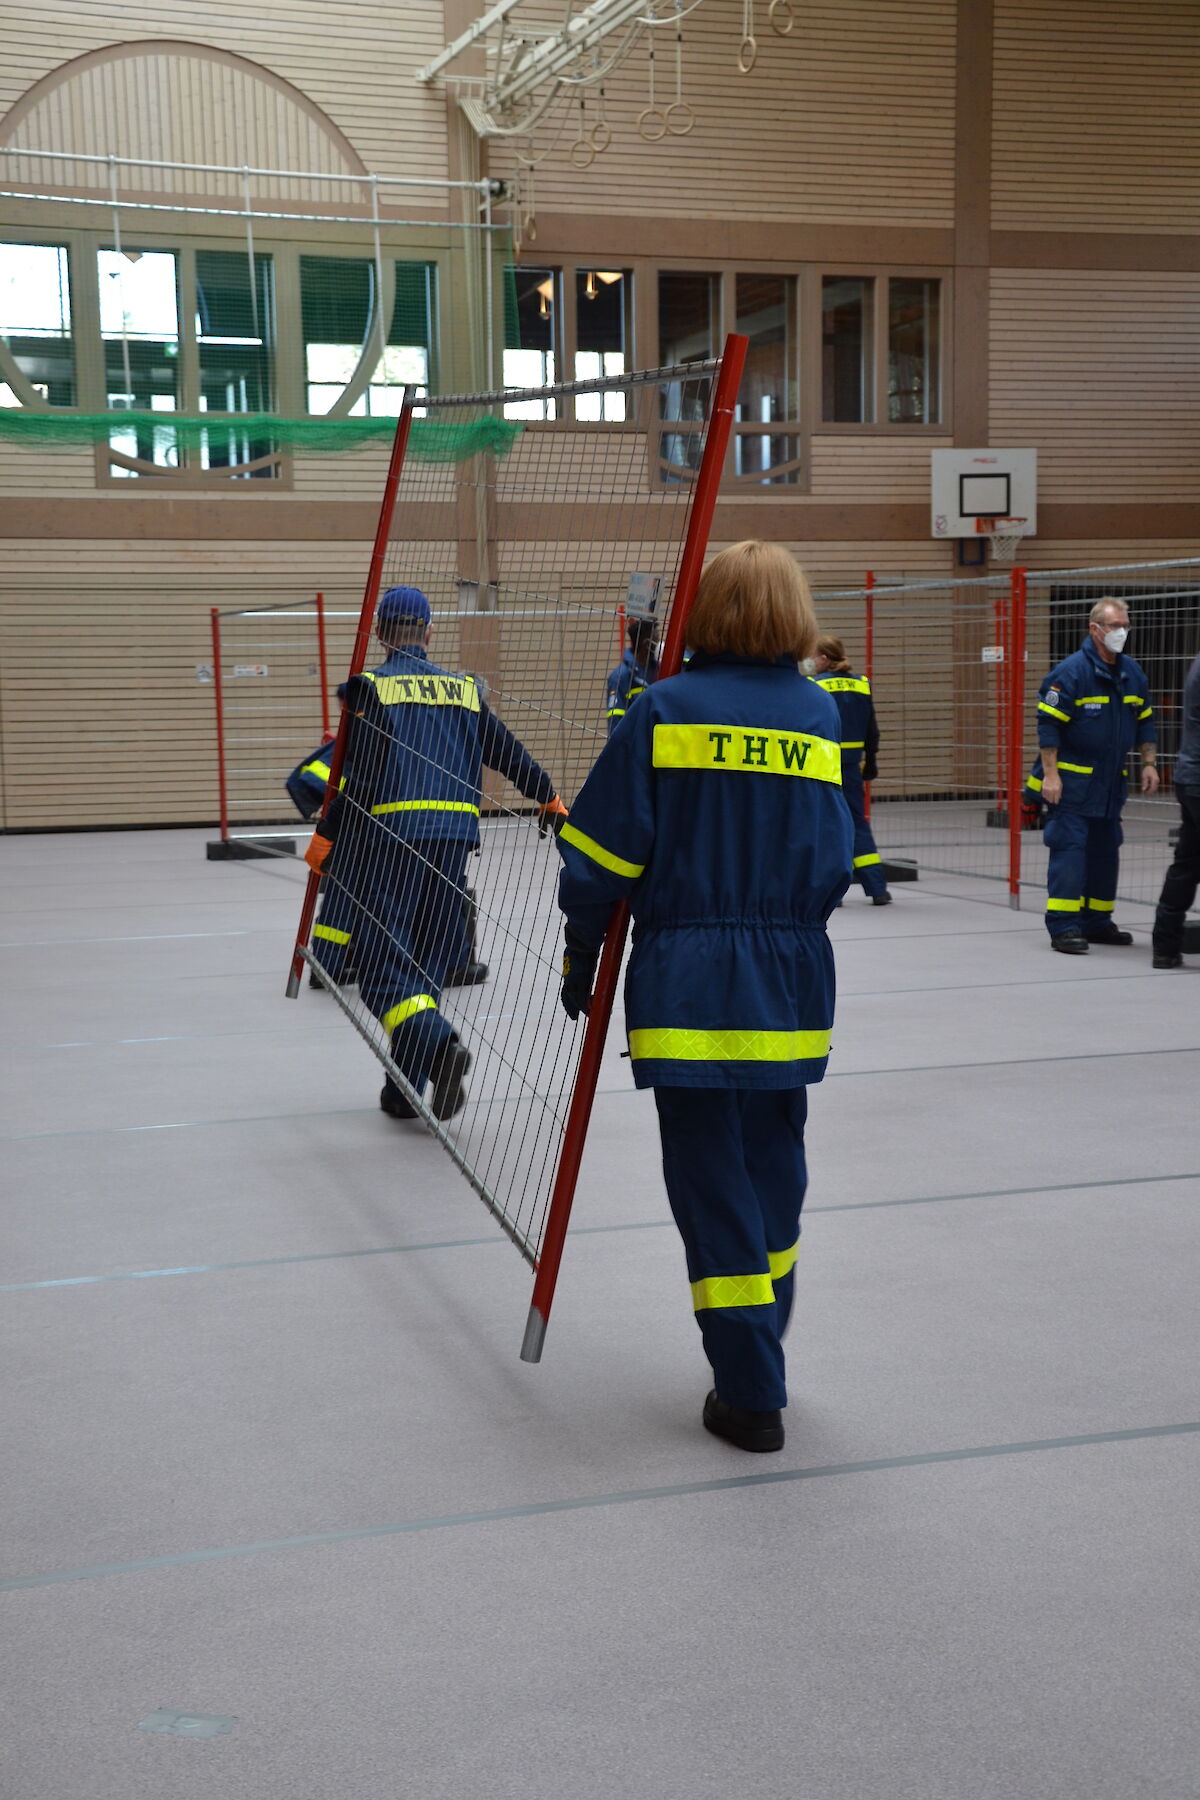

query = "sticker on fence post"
625;573;662;619
981;645;1005;663
232;663;269;678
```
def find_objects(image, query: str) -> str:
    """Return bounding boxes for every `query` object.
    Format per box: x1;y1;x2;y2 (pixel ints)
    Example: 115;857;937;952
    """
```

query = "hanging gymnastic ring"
737;35;757;73
569;137;595;168
637;106;668;141
589;119;612;153
768;0;794;34
664;101;696;136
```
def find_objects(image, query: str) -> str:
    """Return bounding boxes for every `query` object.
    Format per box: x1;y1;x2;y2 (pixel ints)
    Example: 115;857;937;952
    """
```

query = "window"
301;255;434;416
99;248;182;473
658;272;717;475
574;268;631;420
822;273;941;425
0;242;74;406
733;273;800;485
503;266;559;418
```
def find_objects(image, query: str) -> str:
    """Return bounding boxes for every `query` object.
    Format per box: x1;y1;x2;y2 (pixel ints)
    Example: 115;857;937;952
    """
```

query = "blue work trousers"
353;836;470;1091
1153;787;1200;957
1043;808;1122;938
310;878;359;981
654;1085;809;1413
843;766;886;897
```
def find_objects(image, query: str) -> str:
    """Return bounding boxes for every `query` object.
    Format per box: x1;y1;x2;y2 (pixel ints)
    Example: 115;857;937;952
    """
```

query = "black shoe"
871;892;892;906
1051;930;1089;955
430;1041;471;1121
1086;923;1133;946
1152;950;1183;969
380;1081;418;1119
702;1389;784;1453
446;960;489;988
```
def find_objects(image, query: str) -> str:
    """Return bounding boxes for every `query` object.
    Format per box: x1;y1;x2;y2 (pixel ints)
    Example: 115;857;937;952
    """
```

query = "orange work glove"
538;794;570;838
304;831;333;874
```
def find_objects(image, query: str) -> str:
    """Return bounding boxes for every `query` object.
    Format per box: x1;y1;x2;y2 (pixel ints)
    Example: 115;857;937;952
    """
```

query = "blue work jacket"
814;670;880;780
1031;637;1156;818
558;651;854;1090
605;647;659;735
333;646;555;847
285;737;336;819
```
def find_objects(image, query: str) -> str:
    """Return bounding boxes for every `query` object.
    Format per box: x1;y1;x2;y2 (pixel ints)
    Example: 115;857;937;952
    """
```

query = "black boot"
702;1390;784;1453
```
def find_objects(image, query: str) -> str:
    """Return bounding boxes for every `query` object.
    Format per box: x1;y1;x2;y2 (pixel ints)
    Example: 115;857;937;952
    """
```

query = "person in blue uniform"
1151;648;1200;969
1029;598;1158;954
286;687;361;986
605;617;659;735
812;634;889;905
556;541;853;1453
307;585;568;1120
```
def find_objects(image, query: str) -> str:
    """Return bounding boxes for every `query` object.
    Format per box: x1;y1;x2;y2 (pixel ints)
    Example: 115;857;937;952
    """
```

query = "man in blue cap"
307;585;568;1121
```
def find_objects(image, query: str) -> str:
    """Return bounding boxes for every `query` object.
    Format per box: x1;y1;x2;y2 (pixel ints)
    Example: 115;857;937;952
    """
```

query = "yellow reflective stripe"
1075;695;1109;706
853;853;882;868
1046;898;1082;912
1038;702;1073;722
768;1240;799;1284
628;685;645;700
1139;707;1153;721
371;800;480;816
652;723;842;785
841;740;866;750
313;924;352;944
559;822;645;879
382;994;437;1033
1084;897;1115;912
362;672;480;712
1058;761;1094;775
1027;774;1043;791
817;676;871;695
691;1271;775;1312
628;1026;832;1063
606;706;625;719
302;759;333;782
1123;694;1144;707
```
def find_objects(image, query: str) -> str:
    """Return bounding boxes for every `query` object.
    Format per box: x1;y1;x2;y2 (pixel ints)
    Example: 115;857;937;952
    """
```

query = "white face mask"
1102;626;1129;654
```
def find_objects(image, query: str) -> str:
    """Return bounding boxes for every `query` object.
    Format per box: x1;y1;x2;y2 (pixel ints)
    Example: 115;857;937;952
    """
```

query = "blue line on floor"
3;1171;1195;1294
4;1421;1197;1592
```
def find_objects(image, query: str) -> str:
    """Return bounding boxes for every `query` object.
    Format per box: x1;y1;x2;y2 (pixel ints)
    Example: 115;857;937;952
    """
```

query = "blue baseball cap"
377;585;432;628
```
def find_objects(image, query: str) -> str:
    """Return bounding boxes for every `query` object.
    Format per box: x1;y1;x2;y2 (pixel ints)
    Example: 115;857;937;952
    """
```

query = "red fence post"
521;333;750;1364
863;570;875;821
316;591;331;738
210;608;229;844
286;400;417;997
1006;566;1028;907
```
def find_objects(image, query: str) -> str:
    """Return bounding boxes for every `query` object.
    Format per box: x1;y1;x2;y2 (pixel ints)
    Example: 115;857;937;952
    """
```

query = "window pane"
0;243;74;405
503;266;557;418
575;268;630;419
196;249;274;414
888;277;940;423
658;272;716;476
822;276;872;423
734;273;799;484
301;255;433;415
99;248;179;472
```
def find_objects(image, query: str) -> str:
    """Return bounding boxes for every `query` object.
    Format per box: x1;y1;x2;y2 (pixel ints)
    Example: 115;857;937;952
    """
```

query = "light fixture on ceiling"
536;276;554;317
583;270;623;300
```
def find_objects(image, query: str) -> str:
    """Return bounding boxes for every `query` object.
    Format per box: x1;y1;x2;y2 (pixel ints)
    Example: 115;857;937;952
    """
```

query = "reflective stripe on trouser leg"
355;837;469;1090
311;879;358;979
653;1086;808;1412
1042;808;1089;937
1080;816;1122;936
843;768;886;896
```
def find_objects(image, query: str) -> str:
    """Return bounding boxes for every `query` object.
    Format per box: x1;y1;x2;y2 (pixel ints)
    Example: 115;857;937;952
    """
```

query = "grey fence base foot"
206;838;297;861
1183;921;1200;953
880;859;918;882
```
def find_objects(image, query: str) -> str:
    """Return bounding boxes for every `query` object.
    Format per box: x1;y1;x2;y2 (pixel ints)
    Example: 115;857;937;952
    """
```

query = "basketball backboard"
931;449;1037;538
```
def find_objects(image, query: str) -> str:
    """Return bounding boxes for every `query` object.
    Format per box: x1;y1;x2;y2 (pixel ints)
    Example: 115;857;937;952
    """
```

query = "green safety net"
0;409;523;459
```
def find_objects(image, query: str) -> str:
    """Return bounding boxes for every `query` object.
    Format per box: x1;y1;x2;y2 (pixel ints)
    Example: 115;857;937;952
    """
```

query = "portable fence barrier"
285;340;747;1358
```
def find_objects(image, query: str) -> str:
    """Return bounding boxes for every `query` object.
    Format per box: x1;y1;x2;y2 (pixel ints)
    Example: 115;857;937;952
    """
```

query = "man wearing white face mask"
1027;599;1158;953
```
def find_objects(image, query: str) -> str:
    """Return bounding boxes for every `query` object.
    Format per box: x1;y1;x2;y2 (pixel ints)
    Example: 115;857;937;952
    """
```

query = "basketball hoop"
977;516;1029;566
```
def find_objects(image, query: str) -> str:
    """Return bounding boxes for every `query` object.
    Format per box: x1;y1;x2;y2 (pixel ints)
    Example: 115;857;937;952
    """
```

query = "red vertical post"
316;590;331;738
863;571;875;821
617;601;626;659
286;400;417;996
521;333;750;1364
994;591;1007;804
210;608;229;844
1006;566;1028;907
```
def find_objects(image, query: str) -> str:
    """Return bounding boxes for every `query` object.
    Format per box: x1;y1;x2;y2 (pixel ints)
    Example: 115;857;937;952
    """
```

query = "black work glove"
863;759;879;783
560;925;599;1021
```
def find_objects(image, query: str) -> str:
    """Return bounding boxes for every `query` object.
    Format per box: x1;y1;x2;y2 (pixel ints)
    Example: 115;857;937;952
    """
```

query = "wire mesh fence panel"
297;359;725;1272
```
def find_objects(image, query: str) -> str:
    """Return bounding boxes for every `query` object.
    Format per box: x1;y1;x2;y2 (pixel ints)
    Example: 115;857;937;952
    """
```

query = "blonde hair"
687;541;818;662
815;634;852;673
1089;597;1129;626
